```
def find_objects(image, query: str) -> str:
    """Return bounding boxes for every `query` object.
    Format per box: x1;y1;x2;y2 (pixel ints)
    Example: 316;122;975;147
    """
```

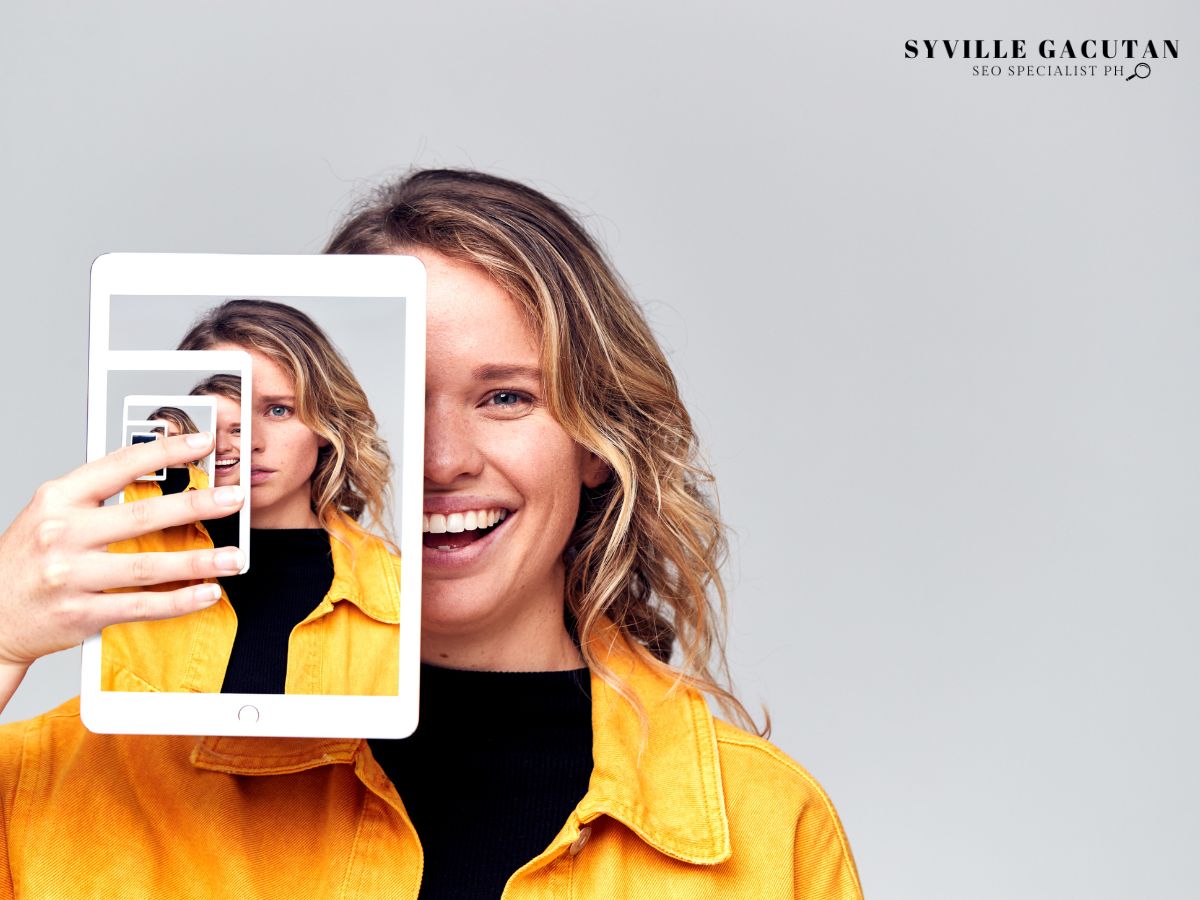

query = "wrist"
0;659;33;715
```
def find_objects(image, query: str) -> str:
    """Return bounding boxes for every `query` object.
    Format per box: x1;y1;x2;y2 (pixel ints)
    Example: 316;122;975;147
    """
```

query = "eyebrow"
257;395;296;404
471;364;542;382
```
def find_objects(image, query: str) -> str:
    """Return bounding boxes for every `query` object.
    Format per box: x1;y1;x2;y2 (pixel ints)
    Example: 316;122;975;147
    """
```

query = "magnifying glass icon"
1126;62;1152;81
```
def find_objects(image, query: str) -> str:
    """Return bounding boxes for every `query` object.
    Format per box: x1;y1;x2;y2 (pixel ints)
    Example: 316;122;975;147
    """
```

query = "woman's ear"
581;451;610;489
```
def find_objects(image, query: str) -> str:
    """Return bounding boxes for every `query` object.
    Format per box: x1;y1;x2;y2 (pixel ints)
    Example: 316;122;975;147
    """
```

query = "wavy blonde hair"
178;300;393;541
147;406;200;437
326;169;758;732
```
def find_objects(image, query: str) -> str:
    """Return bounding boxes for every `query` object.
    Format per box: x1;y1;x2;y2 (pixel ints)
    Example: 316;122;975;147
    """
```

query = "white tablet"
123;396;218;484
99;352;252;558
126;420;171;481
82;253;426;740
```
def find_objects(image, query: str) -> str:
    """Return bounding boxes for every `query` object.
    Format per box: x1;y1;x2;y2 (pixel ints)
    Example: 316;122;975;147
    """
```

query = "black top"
202;510;241;552
217;528;334;694
370;665;594;900
211;527;593;897
160;466;192;496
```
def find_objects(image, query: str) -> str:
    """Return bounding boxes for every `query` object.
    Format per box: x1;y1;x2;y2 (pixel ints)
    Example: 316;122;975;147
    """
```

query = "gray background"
1;2;1195;897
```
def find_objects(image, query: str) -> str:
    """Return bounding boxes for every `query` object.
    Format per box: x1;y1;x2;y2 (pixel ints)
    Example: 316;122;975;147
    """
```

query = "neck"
421;608;584;672
250;501;321;529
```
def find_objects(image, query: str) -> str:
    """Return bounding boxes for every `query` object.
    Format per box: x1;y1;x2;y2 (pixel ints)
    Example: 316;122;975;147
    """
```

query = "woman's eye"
266;405;292;418
484;390;534;414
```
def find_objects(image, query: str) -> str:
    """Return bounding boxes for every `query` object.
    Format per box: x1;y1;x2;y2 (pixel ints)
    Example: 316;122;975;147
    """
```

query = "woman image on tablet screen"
149;406;200;441
0;170;861;898
189;374;243;488
102;300;401;695
121;406;209;506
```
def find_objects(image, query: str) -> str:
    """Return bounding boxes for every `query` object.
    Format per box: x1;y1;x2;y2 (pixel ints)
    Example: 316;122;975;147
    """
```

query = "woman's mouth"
422;507;510;551
214;456;240;481
249;467;275;486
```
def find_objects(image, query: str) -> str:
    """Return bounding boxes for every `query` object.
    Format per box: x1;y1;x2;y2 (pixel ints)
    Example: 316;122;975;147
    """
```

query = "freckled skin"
209;345;325;529
209;394;242;489
418;249;607;671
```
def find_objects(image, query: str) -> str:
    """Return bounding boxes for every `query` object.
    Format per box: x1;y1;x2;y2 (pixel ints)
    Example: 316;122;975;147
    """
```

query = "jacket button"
569;826;592;857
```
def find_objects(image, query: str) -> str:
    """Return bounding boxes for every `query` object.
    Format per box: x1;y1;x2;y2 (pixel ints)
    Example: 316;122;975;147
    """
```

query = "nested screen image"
121;395;218;484
100;295;407;697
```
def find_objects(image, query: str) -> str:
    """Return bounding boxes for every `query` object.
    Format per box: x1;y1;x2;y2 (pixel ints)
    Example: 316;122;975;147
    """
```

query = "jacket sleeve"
793;790;863;899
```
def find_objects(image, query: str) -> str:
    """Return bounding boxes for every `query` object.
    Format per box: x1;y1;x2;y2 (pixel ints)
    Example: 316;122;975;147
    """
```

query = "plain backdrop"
1;2;1196;897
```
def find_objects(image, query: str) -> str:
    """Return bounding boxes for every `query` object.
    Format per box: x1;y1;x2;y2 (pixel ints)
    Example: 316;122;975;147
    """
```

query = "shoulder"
0;699;86;820
0;698;193;783
0;696;85;759
187;464;210;491
712;718;838;808
710;718;863;899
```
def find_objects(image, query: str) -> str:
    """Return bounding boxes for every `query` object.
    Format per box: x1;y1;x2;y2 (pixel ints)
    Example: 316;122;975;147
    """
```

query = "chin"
419;588;506;636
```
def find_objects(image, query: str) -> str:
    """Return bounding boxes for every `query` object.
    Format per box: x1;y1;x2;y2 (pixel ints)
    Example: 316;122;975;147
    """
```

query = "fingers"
58;433;215;504
81;484;244;546
81;583;226;633
68;546;246;593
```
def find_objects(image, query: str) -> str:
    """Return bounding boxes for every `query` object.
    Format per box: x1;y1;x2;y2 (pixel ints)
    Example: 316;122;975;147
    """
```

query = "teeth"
215;459;238;468
422;507;509;534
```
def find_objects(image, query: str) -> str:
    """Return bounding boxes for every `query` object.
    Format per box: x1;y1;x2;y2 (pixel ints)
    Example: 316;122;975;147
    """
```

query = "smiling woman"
188;373;242;487
0;169;862;899
413;250;609;670
99;299;402;695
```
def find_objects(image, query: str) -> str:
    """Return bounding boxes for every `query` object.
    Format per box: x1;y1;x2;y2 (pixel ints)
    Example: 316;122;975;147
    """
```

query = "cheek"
517;427;587;516
294;425;324;473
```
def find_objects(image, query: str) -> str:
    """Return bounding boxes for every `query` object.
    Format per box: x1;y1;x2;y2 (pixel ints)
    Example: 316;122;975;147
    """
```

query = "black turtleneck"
217;528;334;694
160;465;192;496
208;527;594;897
369;665;594;900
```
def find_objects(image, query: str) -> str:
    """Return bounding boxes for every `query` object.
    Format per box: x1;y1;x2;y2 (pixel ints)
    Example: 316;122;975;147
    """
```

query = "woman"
189;373;243;488
147;405;200;440
121;405;209;504
102;300;402;695
0;170;861;898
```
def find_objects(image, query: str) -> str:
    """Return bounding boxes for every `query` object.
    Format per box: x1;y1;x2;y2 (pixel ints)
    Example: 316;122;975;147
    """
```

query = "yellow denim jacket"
0;635;862;898
120;462;210;504
102;508;401;695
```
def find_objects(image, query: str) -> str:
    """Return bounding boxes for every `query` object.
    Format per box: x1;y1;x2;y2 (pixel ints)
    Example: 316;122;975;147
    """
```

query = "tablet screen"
82;254;425;738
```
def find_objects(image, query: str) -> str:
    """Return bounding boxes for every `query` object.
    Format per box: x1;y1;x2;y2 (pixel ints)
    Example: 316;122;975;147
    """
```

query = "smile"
422;507;510;552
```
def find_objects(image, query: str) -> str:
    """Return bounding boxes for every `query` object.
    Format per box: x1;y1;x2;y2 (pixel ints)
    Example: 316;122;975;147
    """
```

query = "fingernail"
195;583;222;604
186;432;212;448
214;549;245;572
214;485;244;505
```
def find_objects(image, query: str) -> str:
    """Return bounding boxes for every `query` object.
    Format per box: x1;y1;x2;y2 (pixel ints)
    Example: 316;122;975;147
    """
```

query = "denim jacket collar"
191;629;730;864
317;515;400;625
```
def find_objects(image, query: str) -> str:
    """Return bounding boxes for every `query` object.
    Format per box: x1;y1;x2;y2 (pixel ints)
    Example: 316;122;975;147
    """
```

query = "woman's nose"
424;402;484;485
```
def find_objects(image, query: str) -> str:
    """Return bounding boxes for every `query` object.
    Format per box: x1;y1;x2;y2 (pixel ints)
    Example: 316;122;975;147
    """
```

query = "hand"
0;432;245;706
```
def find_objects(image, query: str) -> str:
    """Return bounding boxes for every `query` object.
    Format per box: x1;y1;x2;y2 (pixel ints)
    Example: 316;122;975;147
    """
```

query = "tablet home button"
237;705;260;723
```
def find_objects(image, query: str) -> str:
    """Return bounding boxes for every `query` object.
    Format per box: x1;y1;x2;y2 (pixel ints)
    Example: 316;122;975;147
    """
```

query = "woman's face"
210;394;242;488
417;249;608;670
209;346;325;529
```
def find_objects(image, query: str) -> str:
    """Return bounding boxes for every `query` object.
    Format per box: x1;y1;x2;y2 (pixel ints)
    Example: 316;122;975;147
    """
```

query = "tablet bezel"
81;253;425;739
123;395;219;485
